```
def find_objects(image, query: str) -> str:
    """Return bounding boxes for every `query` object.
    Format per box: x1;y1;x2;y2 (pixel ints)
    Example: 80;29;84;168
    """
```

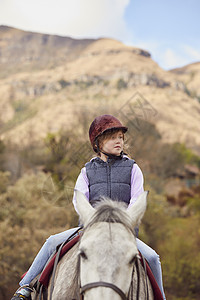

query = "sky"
0;0;200;70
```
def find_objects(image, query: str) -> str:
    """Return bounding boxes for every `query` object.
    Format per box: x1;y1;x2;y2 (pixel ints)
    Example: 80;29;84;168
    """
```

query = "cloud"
0;0;131;40
161;48;188;70
183;45;200;61
160;46;200;70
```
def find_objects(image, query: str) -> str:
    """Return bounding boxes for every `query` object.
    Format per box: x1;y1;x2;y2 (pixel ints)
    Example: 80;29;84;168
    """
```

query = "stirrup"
12;285;35;300
16;285;34;293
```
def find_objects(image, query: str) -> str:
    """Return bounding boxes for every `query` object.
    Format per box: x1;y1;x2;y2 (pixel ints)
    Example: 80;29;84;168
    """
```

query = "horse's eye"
80;250;88;260
129;256;136;265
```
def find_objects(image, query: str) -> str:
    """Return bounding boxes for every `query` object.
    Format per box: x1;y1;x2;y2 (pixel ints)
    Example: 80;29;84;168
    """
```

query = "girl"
73;114;166;299
12;114;166;300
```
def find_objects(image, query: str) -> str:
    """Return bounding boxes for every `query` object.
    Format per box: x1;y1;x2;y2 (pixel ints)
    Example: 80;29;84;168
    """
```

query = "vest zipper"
107;160;112;198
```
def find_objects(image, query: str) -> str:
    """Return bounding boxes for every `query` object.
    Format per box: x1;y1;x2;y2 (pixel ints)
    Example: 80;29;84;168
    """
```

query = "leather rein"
80;280;128;300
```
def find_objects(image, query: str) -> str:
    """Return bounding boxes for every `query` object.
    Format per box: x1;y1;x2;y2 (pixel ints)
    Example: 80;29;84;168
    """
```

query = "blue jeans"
136;239;166;299
20;228;79;286
20;229;165;299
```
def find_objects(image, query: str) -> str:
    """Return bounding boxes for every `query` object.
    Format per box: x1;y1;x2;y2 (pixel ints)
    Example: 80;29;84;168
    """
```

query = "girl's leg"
20;227;79;286
136;238;166;300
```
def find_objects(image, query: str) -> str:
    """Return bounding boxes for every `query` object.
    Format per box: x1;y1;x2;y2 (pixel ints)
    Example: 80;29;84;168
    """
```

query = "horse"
47;191;154;299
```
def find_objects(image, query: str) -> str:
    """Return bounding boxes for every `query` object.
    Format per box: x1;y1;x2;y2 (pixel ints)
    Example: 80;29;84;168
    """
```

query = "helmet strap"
95;139;124;160
95;139;100;153
100;150;124;160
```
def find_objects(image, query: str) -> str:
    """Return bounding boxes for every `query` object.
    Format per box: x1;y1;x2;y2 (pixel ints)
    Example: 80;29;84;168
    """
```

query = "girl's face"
101;130;124;157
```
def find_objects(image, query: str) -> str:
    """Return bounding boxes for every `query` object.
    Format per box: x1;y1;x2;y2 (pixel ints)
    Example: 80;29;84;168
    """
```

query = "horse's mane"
84;198;134;234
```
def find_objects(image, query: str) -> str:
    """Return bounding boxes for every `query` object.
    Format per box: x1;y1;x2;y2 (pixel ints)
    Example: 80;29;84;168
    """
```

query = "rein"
48;227;82;300
80;281;128;300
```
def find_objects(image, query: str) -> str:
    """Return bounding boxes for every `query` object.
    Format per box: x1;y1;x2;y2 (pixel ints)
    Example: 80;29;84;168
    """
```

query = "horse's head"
75;191;148;300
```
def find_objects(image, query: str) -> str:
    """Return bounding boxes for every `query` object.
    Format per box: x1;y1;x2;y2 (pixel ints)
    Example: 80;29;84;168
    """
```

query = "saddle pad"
139;253;164;300
39;234;80;287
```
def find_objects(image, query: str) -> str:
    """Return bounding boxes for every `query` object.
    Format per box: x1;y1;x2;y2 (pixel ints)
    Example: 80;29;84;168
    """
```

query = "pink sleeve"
72;167;89;214
128;164;144;209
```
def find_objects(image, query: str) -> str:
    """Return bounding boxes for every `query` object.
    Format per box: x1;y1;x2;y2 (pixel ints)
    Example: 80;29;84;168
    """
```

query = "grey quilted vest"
85;156;135;206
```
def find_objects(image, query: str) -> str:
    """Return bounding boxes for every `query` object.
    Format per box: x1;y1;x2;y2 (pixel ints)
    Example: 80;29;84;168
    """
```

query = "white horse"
47;191;154;300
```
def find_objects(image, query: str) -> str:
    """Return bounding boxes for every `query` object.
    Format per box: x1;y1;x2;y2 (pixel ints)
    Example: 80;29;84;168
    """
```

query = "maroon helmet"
89;115;128;150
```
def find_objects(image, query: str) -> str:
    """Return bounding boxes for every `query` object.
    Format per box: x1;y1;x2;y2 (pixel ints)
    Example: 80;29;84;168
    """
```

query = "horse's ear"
127;191;148;227
74;190;95;226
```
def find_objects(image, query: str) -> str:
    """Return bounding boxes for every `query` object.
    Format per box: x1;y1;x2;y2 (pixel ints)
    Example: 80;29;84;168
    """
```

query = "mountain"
0;26;200;155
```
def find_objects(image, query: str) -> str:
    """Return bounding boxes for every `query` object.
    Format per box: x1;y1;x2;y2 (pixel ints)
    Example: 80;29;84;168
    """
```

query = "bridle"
48;231;149;300
46;225;149;300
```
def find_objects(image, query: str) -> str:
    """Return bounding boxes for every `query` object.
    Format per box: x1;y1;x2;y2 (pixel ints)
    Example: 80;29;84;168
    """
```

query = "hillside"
0;26;200;155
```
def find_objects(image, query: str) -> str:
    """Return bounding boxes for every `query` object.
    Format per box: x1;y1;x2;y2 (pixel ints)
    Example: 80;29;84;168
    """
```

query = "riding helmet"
89;114;127;151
